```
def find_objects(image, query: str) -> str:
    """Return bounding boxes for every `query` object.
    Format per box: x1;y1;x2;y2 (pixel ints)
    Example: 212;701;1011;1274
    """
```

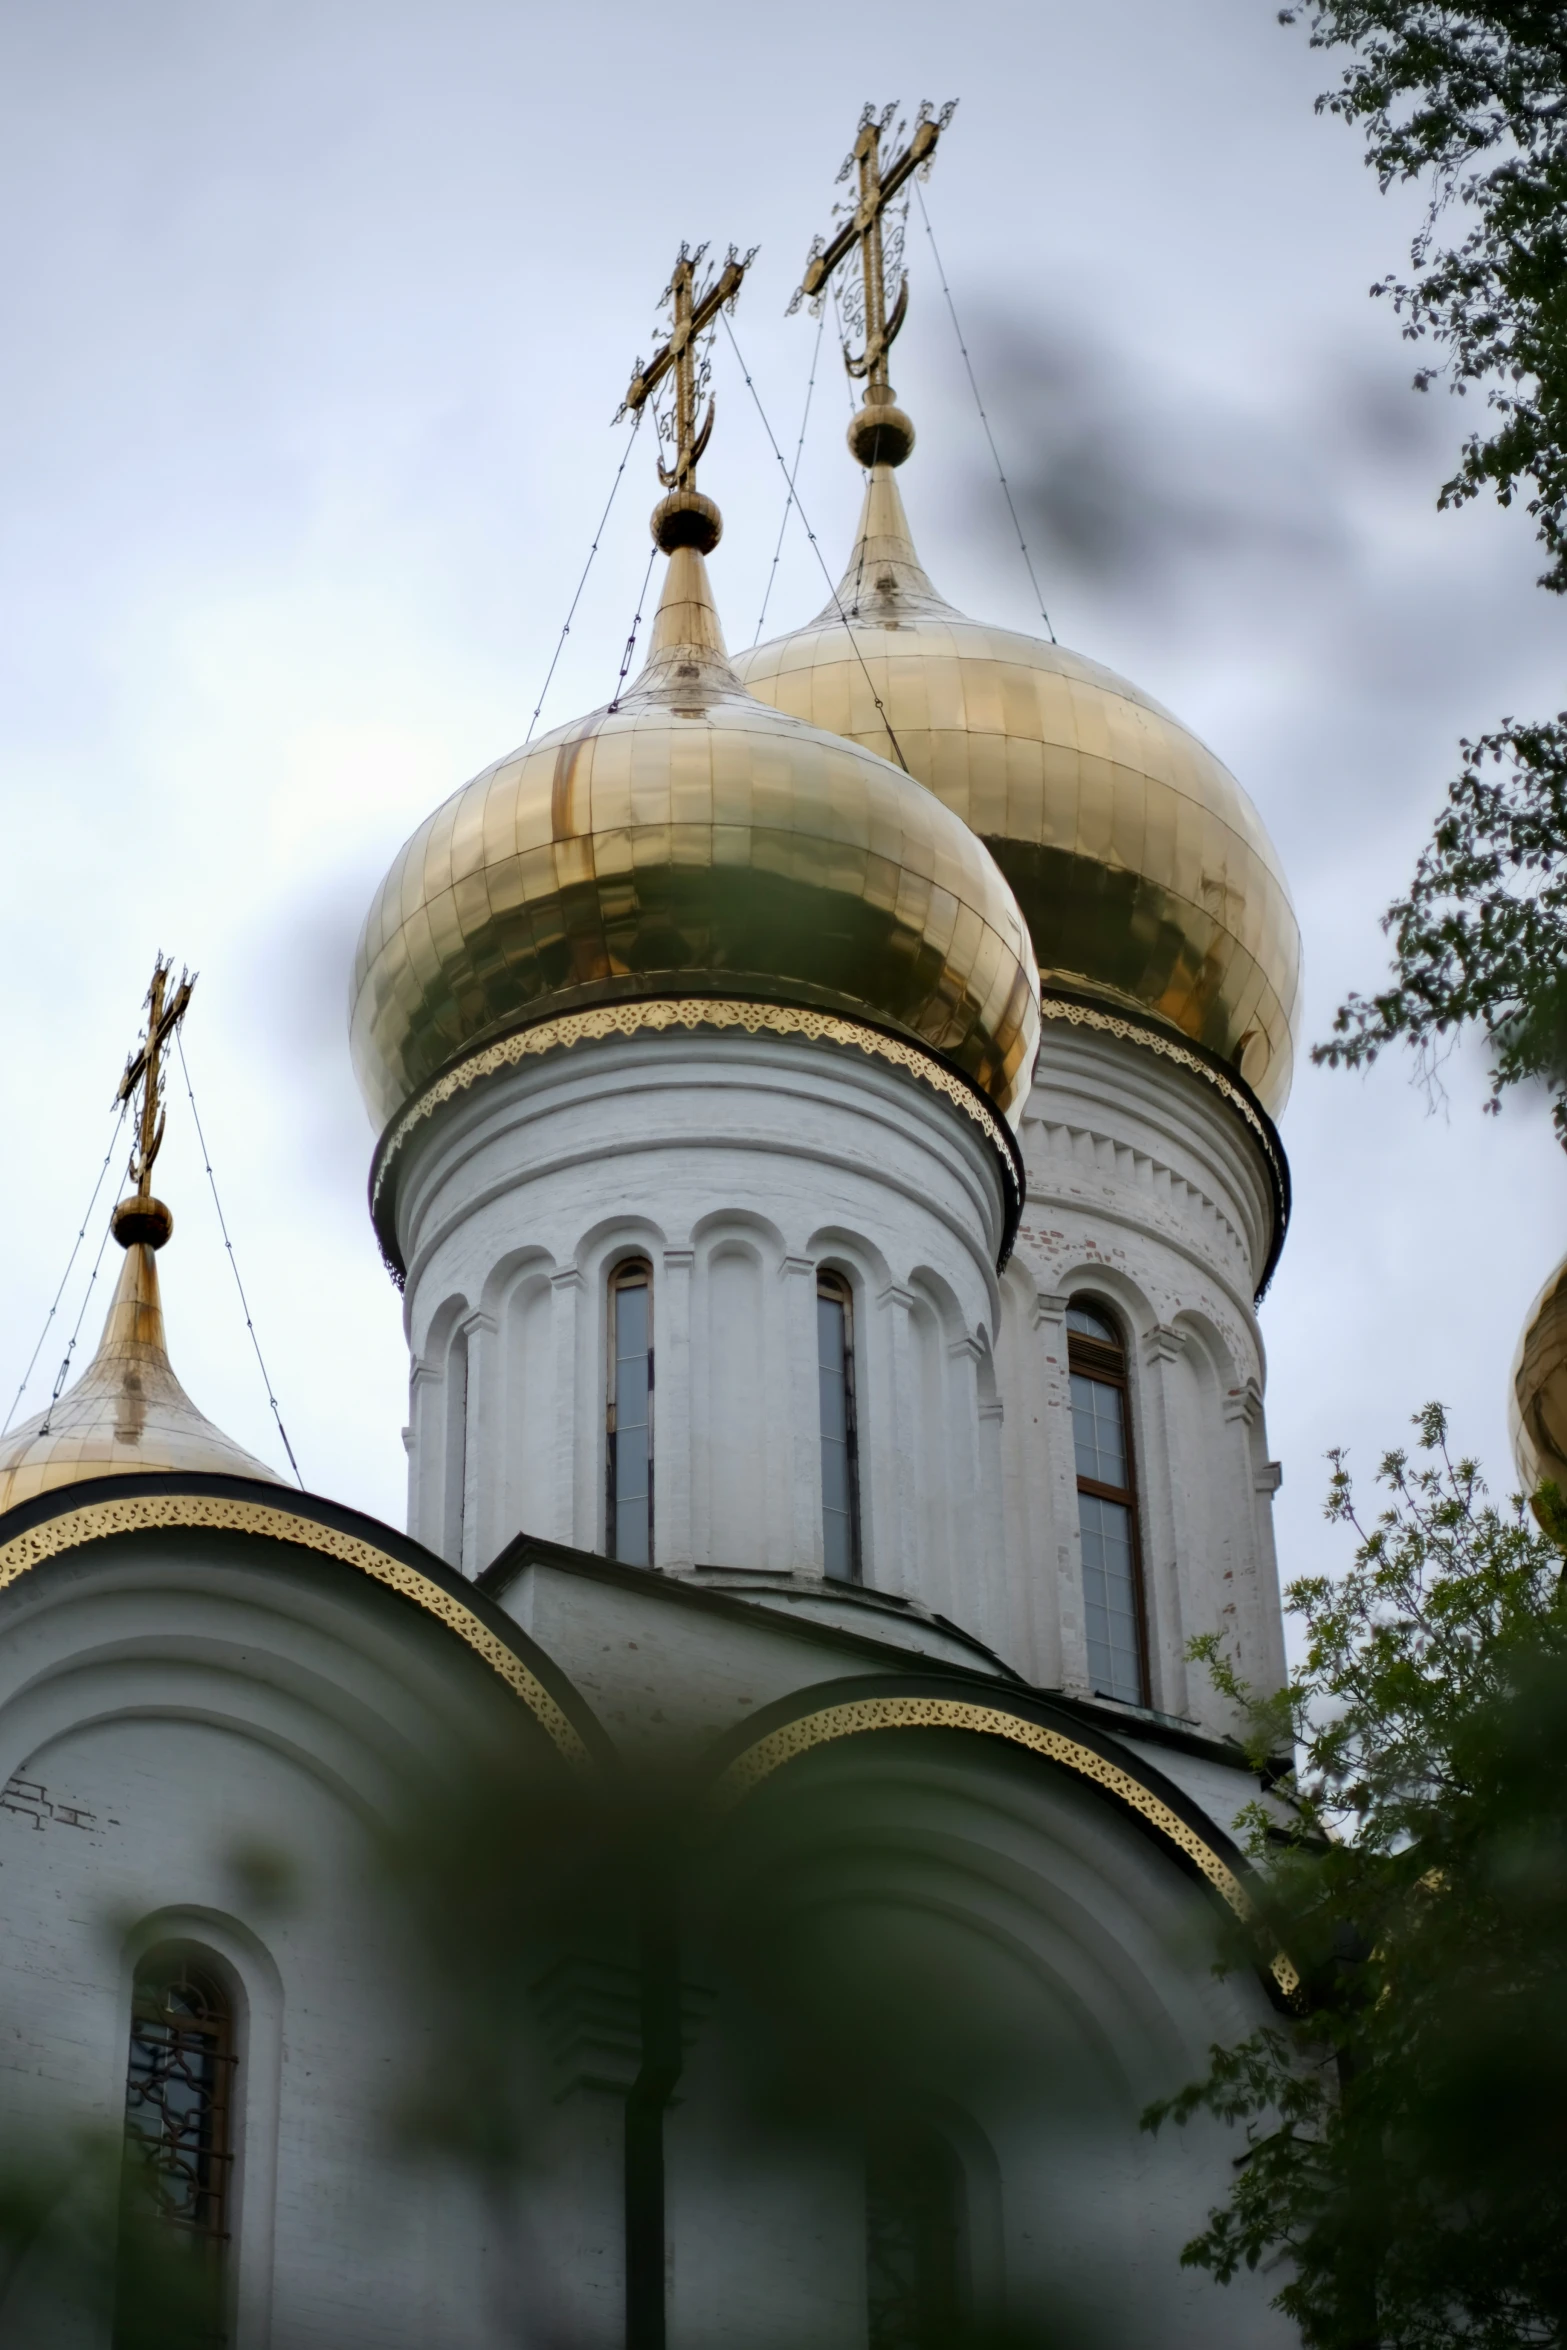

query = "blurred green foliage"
1148;1405;1567;2347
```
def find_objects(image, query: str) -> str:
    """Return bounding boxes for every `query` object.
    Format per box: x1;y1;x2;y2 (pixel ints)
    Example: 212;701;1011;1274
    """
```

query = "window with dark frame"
120;1947;235;2343
607;1260;654;1566
817;1271;861;1582
1066;1300;1149;1706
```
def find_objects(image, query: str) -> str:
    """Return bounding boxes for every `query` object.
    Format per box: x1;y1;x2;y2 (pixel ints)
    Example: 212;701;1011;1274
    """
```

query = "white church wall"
661;1730;1296;2350
1000;1024;1288;1737
394;1033;1008;1607
0;1536;543;2350
394;1018;1288;1739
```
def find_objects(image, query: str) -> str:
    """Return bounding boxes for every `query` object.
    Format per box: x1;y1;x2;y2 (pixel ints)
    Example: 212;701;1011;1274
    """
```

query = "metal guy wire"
719;310;911;775
524;405;645;746
752;303;826;647
1;1099;129;1438
36;1199;121;1437
608;543;659;712
913;181;1057;643
175;1032;305;1488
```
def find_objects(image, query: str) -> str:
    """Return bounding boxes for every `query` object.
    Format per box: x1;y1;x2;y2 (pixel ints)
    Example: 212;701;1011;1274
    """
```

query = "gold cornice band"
1037;993;1279;1175
714;1692;1299;1998
0;1492;590;1767
371;997;1021;1224
1036;992;1291;1301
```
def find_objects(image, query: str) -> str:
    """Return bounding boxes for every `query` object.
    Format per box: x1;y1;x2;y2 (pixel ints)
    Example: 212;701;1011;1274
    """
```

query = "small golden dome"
1509;1253;1567;1512
0;1219;280;1517
733;469;1302;1117
351;541;1041;1135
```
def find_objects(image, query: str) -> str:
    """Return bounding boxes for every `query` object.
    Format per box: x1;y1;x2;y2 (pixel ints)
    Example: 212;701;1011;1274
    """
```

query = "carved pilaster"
779;1256;821;1572
872;1282;918;1595
657;1249;695;1570
550;1267;587;1551
457;1309;499;1575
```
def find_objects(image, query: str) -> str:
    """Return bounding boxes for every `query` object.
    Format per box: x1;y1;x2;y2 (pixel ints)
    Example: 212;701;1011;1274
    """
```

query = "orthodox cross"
115;954;195;1204
620;243;755;492
791;101;955;400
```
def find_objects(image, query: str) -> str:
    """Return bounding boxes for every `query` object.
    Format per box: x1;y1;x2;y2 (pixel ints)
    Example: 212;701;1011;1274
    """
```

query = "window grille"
817;1271;861;1581
608;1261;654;1565
120;1949;235;2342
1066;1300;1148;1705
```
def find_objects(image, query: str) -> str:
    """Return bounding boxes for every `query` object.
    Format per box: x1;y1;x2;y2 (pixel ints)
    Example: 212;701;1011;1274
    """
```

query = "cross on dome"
112;953;194;1251
620;241;755;554
791;99;955;468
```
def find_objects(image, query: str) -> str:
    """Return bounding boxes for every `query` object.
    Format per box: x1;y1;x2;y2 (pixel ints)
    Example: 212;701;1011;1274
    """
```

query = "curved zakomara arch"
0;1471;604;1770
702;1673;1299;2003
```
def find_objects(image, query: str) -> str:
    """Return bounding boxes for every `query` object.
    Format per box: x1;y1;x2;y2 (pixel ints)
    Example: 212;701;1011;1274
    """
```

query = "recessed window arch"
865;2118;967;2347
607;1257;654;1566
119;1942;237;2337
817;1268;861;1583
1067;1297;1148;1706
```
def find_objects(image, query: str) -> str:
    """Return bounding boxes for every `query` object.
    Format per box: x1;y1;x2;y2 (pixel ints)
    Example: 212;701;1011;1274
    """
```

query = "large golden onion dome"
1509;1252;1567;1514
0;1203;280;1518
733;466;1303;1117
350;534;1040;1141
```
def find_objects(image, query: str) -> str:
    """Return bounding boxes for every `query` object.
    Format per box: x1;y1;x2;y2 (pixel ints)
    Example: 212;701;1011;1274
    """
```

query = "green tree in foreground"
1147;1407;1567;2348
1280;6;1567;1134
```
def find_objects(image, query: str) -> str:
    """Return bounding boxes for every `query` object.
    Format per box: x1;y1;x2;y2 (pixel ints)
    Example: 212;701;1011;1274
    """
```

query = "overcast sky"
0;0;1561;1606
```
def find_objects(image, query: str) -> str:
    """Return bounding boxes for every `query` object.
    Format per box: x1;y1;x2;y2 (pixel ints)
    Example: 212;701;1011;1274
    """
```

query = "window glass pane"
1070;1370;1127;1489
612;1275;651;1567
1066;1302;1117;1345
819;1288;857;1581
1079;1491;1144;1704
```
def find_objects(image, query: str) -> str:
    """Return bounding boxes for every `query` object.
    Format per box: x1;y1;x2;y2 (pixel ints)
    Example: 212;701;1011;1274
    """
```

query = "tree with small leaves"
1281;6;1567;1135
1146;1406;1567;2348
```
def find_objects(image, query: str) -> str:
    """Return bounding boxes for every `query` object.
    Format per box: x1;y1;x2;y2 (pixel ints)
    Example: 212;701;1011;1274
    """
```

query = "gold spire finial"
110;954;195;1251
791;100;956;469
619;241;755;554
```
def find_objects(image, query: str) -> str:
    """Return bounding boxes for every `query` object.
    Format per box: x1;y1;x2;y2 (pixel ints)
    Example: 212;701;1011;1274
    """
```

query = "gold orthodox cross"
620;243;754;493
116;954;195;1204
792;101;956;403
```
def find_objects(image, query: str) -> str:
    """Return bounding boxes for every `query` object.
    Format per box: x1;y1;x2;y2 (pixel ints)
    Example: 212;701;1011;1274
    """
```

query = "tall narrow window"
865;2122;966;2349
1067;1301;1148;1707
608;1261;653;1566
818;1271;861;1582
120;1947;235;2339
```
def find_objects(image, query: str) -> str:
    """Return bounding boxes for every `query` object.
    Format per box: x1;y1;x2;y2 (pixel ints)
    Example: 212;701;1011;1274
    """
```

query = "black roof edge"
480;1529;1261;1776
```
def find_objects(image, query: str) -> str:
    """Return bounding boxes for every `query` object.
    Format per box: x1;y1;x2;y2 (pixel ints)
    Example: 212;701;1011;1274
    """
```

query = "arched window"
120;1946;236;2332
1067;1300;1148;1706
865;2121;966;2348
817;1271;861;1582
608;1260;653;1566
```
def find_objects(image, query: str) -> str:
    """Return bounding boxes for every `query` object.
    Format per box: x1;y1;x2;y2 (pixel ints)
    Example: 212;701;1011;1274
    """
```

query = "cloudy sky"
0;0;1560;1600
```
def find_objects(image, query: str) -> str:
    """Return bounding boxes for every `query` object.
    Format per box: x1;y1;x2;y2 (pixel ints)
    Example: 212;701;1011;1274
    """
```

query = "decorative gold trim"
372;998;1019;1217
1038;994;1280;1173
0;1493;589;1767
714;1692;1299;1998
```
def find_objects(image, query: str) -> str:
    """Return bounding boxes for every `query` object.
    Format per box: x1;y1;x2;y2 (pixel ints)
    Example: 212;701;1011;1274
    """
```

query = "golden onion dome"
1509;1252;1567;1515
0;1201;281;1518
350;537;1041;1139
733;467;1303;1117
